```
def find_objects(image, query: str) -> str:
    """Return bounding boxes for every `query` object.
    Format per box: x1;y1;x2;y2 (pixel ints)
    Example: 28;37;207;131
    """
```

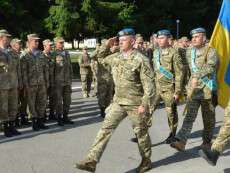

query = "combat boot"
9;121;21;135
170;138;185;151
199;148;220;166
57;114;64;126
21;113;31;126
165;132;176;144
63;114;74;124
136;158;152;173
200;141;212;150
75;158;97;172
48;110;56;120
3;122;13;137
32;118;40;131
38;118;49;130
100;107;105;118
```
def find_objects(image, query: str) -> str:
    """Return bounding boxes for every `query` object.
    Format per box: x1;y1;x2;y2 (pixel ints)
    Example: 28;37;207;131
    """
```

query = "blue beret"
190;27;206;36
118;28;135;37
157;29;171;37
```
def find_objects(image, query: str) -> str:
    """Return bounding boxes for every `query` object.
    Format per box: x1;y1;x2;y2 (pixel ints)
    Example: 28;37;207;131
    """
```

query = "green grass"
70;54;80;63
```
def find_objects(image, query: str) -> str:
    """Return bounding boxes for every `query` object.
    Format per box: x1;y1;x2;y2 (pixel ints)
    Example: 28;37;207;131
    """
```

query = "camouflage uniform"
175;45;218;145
90;48;99;96
43;51;55;117
53;49;73;121
96;43;114;116
211;99;230;153
20;49;49;119
79;52;92;97
152;47;184;136
86;49;155;163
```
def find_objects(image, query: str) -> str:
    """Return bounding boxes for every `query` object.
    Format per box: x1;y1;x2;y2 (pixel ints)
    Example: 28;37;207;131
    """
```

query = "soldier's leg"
55;85;64;126
127;105;152;159
8;88;21;135
211;102;230;153
97;78;107;117
63;85;73;124
161;91;178;135
27;86;38;118
127;105;152;172
176;98;201;144
0;90;12;137
48;87;56;120
87;71;92;95
36;85;48;129
80;74;88;97
86;102;126;162
201;99;216;145
19;88;29;124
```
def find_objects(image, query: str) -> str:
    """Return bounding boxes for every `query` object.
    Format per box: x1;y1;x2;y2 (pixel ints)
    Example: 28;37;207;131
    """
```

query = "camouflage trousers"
0;88;18;122
47;86;56;113
18;88;28;115
92;72;98;95
27;85;47;118
86;102;152;162
152;90;178;135
80;73;92;96
176;98;215;144
212;100;230;153
55;85;72;115
97;77;114;109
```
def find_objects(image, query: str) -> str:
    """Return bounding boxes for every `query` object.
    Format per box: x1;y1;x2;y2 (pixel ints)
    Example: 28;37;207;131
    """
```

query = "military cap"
117;28;135;37
190;27;206;36
43;39;53;45
156;29;172;37
10;38;21;44
27;33;40;40
54;36;65;43
0;29;11;37
180;36;188;41
135;33;142;38
82;46;87;50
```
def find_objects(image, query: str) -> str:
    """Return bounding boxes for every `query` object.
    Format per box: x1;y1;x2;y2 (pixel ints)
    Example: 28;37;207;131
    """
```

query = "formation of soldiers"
76;27;230;173
1;26;230;172
0;29;74;138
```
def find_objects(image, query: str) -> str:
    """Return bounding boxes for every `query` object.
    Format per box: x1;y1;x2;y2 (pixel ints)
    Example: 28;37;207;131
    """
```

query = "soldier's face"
157;35;169;48
119;35;135;52
13;42;21;51
29;39;39;49
44;44;52;52
192;33;206;47
0;36;9;47
56;41;64;50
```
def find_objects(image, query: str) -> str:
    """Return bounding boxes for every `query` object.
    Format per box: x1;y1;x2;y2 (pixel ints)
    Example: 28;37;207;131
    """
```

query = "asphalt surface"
0;81;229;173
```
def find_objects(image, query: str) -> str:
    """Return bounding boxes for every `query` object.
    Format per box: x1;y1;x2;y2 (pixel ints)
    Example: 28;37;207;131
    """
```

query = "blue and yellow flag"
209;0;230;108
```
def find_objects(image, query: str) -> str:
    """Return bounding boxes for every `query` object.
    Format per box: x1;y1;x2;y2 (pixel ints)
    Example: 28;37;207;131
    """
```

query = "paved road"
0;81;229;173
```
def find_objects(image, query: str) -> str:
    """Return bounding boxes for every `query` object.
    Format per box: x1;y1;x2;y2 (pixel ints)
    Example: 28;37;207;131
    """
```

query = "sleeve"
192;49;218;79
20;54;29;87
43;56;49;88
140;58;155;110
17;58;22;88
67;52;73;81
173;51;184;95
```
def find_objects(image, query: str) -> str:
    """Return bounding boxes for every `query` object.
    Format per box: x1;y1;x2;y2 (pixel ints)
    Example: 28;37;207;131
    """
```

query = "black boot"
48;110;56;120
9;121;21;135
3;122;13;137
199;148;220;166
21;113;31;126
32;118;40;131
100;107;105;118
38;118;49;130
57;114;64;126
15;116;21;127
165;132;176;144
63;114;74;124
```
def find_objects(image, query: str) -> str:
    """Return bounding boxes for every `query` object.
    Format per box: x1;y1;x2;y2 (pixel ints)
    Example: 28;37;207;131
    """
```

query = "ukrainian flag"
209;0;230;108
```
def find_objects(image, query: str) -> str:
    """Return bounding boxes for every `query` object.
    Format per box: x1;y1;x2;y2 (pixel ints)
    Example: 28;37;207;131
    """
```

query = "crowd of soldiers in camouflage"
0;30;74;138
0;26;230;173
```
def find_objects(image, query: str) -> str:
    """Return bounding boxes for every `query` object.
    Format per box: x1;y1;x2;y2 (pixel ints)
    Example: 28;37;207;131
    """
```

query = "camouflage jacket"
79;53;91;75
103;49;155;108
20;49;49;87
186;45;218;99
43;51;55;87
153;47;184;95
0;48;10;89
53;49;73;86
